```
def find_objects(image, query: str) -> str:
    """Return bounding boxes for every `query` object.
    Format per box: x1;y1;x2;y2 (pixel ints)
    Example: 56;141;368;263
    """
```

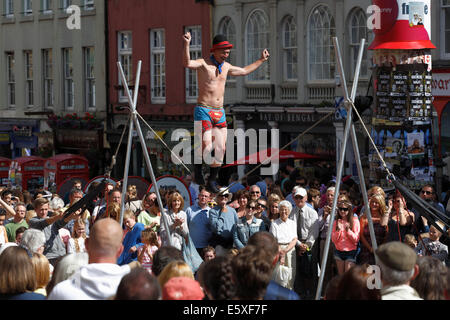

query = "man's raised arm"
228;48;270;76
182;32;203;69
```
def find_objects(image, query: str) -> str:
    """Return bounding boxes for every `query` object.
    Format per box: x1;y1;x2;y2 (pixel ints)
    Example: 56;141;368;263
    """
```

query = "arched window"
308;5;336;81
245;9;270;81
348;8;370;78
218;16;236;80
282;15;297;81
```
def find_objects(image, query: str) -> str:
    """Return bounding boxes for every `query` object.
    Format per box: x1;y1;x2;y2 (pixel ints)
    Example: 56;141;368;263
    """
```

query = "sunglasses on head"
338;207;349;212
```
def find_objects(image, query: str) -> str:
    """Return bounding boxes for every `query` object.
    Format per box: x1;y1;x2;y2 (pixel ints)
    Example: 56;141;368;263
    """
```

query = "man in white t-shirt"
48;218;134;300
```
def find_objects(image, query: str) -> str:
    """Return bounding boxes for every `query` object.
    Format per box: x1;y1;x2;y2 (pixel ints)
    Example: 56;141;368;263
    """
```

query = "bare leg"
344;261;355;273
335;259;345;275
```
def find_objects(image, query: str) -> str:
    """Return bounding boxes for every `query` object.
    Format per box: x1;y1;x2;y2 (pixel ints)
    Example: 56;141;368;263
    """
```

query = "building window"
442;0;450;58
308;5;336;81
23;0;32;15
62;48;74;109
185;25;201;102
43;49;53;108
24;51;33;106
218;16;236;81
5;0;14;17
84;0;94;10
150;29;166;104
84;47;95;110
6;52;15;108
245;9;270;81
348;8;370;79
282;15;297;81
118;31;132;102
42;0;52;13
61;0;71;10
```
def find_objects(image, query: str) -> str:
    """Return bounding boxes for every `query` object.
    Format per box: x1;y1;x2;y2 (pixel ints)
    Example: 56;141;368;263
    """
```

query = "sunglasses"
294;195;304;200
420;190;432;195
257;203;267;209
247;206;256;210
338;207;349;212
250;191;260;194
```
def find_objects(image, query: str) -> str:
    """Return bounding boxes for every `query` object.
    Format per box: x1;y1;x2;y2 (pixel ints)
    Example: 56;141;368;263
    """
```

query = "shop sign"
432;73;450;97
56;129;101;149
258;113;329;123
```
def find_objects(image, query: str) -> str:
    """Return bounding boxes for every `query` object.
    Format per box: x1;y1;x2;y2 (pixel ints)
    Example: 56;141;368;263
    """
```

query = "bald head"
87;218;123;262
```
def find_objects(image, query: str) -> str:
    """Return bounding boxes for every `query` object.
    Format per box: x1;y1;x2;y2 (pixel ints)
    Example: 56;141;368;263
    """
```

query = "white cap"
294;187;307;198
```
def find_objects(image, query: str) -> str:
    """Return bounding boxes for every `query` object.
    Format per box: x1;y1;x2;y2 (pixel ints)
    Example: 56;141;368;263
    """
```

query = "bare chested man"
183;32;269;193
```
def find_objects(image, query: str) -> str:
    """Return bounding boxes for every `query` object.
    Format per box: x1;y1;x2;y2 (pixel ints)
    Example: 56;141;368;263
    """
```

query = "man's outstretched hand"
261;49;270;61
183;32;191;44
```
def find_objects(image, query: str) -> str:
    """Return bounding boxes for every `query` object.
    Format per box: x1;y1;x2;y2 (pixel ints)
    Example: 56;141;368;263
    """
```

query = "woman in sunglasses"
331;195;360;275
231;200;265;250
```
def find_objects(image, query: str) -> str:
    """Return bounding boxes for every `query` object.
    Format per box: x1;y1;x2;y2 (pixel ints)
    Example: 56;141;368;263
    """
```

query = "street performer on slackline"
182;32;270;193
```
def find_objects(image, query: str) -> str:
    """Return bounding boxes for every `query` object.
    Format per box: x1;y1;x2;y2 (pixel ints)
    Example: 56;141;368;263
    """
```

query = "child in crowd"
67;218;87;254
137;228;160;274
404;234;418;249
15;226;27;244
415;221;448;263
202;246;216;261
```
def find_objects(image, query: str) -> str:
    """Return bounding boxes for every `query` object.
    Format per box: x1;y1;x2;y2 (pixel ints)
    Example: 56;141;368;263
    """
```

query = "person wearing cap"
376;241;422;300
183;32;270;194
162;276;204;300
208;187;238;256
289;187;319;299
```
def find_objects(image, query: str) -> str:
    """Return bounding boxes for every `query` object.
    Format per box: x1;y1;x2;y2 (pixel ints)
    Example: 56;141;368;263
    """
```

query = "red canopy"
223;148;321;168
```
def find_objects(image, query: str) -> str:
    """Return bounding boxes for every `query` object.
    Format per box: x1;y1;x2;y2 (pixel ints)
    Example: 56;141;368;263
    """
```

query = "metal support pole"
315;38;378;300
117;60;172;245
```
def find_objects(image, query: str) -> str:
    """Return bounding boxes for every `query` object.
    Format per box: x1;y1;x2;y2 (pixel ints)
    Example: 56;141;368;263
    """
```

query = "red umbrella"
223;148;321;167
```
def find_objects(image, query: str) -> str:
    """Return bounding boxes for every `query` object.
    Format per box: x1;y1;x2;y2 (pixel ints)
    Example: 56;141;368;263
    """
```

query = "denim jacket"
232;216;266;249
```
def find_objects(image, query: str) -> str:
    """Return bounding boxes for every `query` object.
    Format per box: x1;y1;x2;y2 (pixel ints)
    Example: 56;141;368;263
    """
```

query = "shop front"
231;105;337;182
0;119;40;158
54;129;104;178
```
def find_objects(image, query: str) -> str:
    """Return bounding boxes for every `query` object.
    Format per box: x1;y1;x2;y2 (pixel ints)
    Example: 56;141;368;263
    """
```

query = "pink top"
138;245;159;274
331;216;360;252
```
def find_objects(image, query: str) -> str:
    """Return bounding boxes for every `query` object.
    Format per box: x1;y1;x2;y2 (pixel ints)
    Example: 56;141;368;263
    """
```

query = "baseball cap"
162;277;205;300
294;187;307;198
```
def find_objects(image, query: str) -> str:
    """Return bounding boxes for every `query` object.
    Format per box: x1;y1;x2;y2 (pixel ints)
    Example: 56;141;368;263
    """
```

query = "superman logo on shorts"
194;104;227;133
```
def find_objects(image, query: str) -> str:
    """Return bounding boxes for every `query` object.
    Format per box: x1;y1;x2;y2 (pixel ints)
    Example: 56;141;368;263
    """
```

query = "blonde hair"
369;194;387;217
158;260;194;288
72;219;87;253
106;202;121;223
167;192;184;212
26;210;37;223
127;185;138;200
31;253;50;291
368;186;385;199
404;234;417;248
122;209;135;221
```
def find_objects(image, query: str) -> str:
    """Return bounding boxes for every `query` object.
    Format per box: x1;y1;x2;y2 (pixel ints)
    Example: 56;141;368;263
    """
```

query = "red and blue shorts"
194;104;227;133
